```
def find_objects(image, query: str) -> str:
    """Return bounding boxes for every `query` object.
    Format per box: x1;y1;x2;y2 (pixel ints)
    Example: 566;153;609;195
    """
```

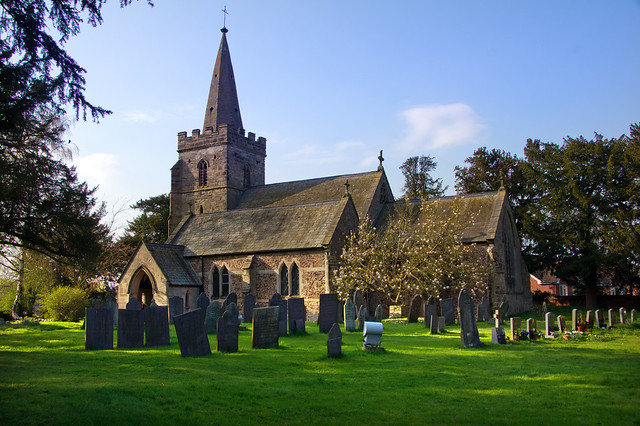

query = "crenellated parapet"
177;124;266;155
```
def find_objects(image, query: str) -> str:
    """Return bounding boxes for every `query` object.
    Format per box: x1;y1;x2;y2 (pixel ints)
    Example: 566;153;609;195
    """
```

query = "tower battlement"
177;124;266;154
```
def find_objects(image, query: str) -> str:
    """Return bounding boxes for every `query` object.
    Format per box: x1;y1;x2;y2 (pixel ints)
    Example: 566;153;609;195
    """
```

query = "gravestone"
126;296;142;311
94;294;118;327
440;298;455;325
358;306;368;331
438;316;446;332
424;304;437;329
117;308;144;348
458;289;482;348
353;290;363;316
476;303;485;322
216;310;239;353
168;296;184;324
510;317;522;341
222;292;237;312
631;309;637;323
407;294;422;323
205;301;222;334
595;309;605;329
429;314;438;335
344;298;356;332
269;293;288;336
557;315;566;334
226;302;239;327
619;307;627;325
481;296;491;324
252;306;279;349
197;292;209;312
318;293;340;333
608;308;615;328
545;312;555;337
526;318;537;335
144;305;170;347
491;327;506;344
586;310;594;329
374;304;383;322
85;307;113;350
327;323;342;358
243;294;256;324
572;309;578;331
288;297;306;334
174;309;211;357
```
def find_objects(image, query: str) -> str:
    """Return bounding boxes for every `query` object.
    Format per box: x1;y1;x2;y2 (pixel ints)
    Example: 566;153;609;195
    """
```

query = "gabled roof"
170;197;357;257
234;170;384;220
144;243;201;286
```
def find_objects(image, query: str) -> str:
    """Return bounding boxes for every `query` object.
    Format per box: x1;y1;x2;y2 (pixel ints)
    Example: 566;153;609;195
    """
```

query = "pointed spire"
203;28;243;132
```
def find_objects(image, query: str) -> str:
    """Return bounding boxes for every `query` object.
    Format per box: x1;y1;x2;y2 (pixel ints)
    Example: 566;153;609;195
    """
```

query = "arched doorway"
130;268;154;307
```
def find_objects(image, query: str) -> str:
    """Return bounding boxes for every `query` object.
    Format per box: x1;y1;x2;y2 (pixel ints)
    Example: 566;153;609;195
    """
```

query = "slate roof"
170;197;354;257
144;243;201;286
234;170;383;220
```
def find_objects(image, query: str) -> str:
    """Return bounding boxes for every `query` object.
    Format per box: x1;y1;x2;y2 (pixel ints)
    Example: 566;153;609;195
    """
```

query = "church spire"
203;27;243;132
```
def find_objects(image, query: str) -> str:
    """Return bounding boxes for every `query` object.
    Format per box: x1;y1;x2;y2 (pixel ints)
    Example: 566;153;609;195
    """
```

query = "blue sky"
65;1;640;233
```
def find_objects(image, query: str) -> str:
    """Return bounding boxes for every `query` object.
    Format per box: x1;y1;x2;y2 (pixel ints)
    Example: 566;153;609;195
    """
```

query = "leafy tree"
399;155;446;199
120;194;170;245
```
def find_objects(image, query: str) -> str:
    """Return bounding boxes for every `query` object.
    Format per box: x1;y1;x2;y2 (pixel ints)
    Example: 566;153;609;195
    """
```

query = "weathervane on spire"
221;5;229;32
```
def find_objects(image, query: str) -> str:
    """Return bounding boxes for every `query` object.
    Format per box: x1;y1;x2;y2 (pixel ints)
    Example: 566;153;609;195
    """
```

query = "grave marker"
545;312;555;338
252;306;279;349
318;293;339;333
196;292;209;312
619;307;627;325
374;304;383;322
429;315;438;335
595;309;605;329
424;303;437;329
144;305;170;347
572;309;578;331
288;297;306;334
438;316;446;332
327;323;342;358
344;298;356;332
125;296;142;311
117;308;144;348
510;317;522;341
491;327;506;344
222;292;237;312
353;290;363;316
631;309;637;323
526;318;537;335
205;301;222;334
586;310;594;329
407;294;422;323
243;294;256;324
608;308;615;328
216;310;239;353
85;308;113;350
174;309;211;357
440;298;455;325
269;293;288;336
458;289;482;348
557;315;566;334
358;306;368;331
168;296;184;324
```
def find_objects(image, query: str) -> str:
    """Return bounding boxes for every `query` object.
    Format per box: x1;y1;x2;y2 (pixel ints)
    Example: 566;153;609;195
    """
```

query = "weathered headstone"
126;296;142;311
438;316;446;332
344;298;356;332
222;292;237;312
197;292;210;312
117;308;144;348
95;294;118;327
458;289;482;348
243;293;256;324
327;323;342;358
476;303;485;322
595;309;605;329
545;312;555;337
526;318;537;335
358;306;368;331
491;327;506;344
619;307;627;325
429;315;438;334
608;308;615;328
353;290;363;316
557;315;566;334
288;297;306;334
510;317;522;341
252;306;279;349
424;303;437;329
205;301;222;334
226;302;239;327
631;309;637;323
144;305;170;347
168;296;184;324
572;309;579;331
85;307;113;350
440;298;455;325
407;294;422;323
481;296;491;324
174;309;211;357
374;304;383;322
216;310;239;353
318;293;339;333
586;310;594;329
269;294;288;336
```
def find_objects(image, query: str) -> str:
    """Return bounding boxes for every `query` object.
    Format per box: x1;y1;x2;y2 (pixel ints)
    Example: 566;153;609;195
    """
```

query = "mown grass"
1;306;639;425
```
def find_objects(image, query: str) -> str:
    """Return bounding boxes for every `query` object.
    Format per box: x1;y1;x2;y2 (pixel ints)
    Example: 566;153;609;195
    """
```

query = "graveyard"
1;305;639;425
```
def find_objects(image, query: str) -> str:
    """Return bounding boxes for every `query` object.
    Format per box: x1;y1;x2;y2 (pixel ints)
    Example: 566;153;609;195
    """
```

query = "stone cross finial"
221;6;229;32
344;180;351;198
377;150;384;171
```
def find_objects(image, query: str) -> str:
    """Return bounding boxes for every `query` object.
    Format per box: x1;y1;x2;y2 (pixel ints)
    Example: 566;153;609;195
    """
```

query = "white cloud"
122;109;168;123
399;103;485;151
73;153;120;189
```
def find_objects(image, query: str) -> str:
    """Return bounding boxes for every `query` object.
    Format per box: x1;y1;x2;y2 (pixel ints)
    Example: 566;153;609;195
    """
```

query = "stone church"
117;27;531;317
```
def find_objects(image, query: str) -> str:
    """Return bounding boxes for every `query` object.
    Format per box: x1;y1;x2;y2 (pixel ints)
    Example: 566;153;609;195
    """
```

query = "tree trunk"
10;249;25;319
584;275;598;309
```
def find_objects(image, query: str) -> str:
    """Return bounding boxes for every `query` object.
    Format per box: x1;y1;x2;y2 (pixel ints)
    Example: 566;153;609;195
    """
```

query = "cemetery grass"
1;307;639;425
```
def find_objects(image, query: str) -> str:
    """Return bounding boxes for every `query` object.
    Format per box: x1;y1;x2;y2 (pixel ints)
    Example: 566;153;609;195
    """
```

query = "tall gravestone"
510;317;522;341
144;304;170;347
545;312;555;337
358;306;368;331
481;296;491;324
476;303;485;322
586;310;594;329
288;297;306;334
269;293;288;336
526;318;537;335
424;303;437;329
440;298;455;325
217;310;239;353
197;292;210;312
438;316;446;332
205;301;222;334
375;304;383;322
174;309;211;357
243;294;256;324
226;302;239;327
344;298;356;332
318;293;339;333
126;296;142;311
117;298;144;349
327;323;342;358
353;290;364;317
458;289;482;348
557;315;566;334
619;307;627;325
252;306;279;349
407;294;422;323
572;309;579;332
429;314;438;335
85;307;113;350
222;292;237;312
595;309;605;328
631;309;637;323
608;309;615;328
168;296;184;324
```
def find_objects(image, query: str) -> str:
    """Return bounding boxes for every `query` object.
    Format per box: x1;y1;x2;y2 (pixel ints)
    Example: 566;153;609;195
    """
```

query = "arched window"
212;266;220;299
280;264;289;296
291;263;299;296
198;160;208;186
243;164;251;188
221;267;230;297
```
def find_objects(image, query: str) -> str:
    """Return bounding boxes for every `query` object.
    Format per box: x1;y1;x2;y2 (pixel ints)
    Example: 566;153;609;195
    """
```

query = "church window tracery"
198;160;208;186
212;266;220;298
291;263;299;296
221;266;230;297
280;264;289;296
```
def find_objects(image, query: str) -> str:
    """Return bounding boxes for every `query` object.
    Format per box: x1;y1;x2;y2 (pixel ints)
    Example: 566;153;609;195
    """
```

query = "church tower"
168;27;266;235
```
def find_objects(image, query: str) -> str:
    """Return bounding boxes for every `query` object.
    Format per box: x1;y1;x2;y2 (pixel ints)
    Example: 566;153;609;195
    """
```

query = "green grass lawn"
1;306;639;425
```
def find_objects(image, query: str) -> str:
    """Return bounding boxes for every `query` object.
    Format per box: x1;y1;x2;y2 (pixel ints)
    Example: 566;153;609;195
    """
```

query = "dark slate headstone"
631;309;637;323
269;294;288;336
243;294;256;324
491;327;506;344
424;304;437;329
458;289;482;348
318;293;340;333
217;310;239;353
440;298;455;325
85;308;113;350
510;317;522;341
205;301;222;334
174;309;211;357
226;302;239;327
429;314;438;335
374;304;383;322
126;296;142;311
197;292;210;312
344;298;356;332
358;306;368;331
438;316;446;332
252;306;279;349
144;305;170;347
557;315;566;334
168;296;184;324
476;303;485;322
407;294;422;323
117;308;144;348
595;309;605;329
353;290;363;316
288;297;306;334
327;323;342;358
222;292;238;312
